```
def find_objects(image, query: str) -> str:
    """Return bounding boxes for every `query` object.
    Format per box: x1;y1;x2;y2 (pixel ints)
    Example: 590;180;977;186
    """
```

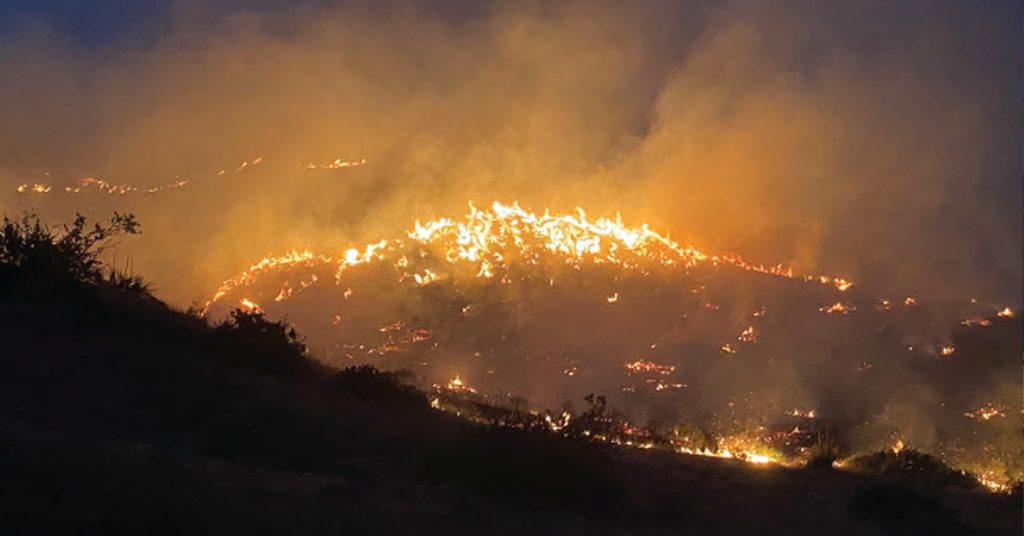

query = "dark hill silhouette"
0;214;1019;534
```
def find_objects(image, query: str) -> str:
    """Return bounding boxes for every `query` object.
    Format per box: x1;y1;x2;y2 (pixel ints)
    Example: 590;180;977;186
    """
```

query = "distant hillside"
204;203;1023;486
0;213;1020;534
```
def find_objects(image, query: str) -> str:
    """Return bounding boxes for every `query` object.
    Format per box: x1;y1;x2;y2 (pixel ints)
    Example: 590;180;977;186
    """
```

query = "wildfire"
205;250;331;312
625;359;676;375
939;345;956;356
207;201;856;314
439;374;477;394
819;276;853;291
239;298;261;313
14;155;362;196
15;183;51;193
996;307;1014;318
303;157;368;170
676;438;779;465
977;473;1013;493
961;316;992;327
833;278;853;291
17;173;194;196
198;200;1021;492
964;405;1005;421
819;302;855;315
544;412;572;432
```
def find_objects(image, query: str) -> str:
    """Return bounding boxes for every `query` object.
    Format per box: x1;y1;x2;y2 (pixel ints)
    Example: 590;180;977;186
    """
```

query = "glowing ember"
996;307;1014;318
544;412;572;432
439;374;477;394
820;277;853;291
964;405;1005;421
303;157;367;170
786;409;817;419
624;359;675;375
833;278;853;291
239;298;261;313
676;437;780;466
737;326;757;343
977;473;1013;493
606;292;619;303
719;343;737;354
939;345;956;356
961;316;992;327
15;183;51;193
819;302;855;315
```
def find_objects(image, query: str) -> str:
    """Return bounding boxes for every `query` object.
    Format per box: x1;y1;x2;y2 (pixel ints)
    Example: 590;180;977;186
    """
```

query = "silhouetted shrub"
672;421;718;453
805;431;842;470
0;212;139;291
566;393;627;441
847;448;978;489
213;309;310;375
105;266;152;294
336;365;421;408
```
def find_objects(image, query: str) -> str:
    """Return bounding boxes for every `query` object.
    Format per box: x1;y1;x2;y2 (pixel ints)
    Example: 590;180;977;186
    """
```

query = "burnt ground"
0;282;1020;535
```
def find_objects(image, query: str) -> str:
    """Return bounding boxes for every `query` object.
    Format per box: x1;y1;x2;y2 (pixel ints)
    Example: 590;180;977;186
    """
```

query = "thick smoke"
1;0;1019;307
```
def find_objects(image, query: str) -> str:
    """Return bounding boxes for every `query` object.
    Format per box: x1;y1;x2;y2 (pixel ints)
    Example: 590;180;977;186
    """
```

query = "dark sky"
0;1;168;46
0;0;490;46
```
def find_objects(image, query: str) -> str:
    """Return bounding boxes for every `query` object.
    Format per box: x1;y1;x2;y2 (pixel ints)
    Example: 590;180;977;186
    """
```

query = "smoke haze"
1;0;1020;308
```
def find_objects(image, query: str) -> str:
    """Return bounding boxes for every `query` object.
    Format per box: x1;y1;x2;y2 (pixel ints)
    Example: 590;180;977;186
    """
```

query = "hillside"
0;214;1020;534
205;202;1023;486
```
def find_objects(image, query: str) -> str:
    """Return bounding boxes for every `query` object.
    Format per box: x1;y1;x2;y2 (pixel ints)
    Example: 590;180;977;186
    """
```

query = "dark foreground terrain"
0;217;1020;535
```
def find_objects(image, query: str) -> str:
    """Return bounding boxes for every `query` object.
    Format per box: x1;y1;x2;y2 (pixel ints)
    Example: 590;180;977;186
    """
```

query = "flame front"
207;201;853;311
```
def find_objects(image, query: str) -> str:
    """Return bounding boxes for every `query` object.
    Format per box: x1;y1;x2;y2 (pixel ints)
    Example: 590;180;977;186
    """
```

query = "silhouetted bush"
805;431;842;470
847;448;978;489
0;212;140;292
105;266;152;294
212;309;310;375
565;394;627;441
336;365;422;409
672;421;719;453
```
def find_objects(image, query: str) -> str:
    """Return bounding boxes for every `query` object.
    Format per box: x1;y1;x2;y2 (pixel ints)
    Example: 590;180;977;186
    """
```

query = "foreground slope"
0;274;1019;534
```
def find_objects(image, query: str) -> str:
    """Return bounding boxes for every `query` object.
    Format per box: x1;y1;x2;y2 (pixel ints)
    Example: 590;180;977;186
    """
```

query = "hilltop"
0;214;1020;534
